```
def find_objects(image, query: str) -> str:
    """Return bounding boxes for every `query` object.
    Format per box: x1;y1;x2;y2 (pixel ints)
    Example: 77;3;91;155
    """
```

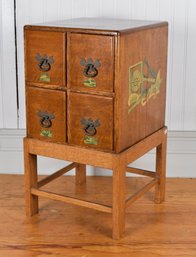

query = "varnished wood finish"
1;175;196;256
26;87;66;143
23;139;38;216
25;30;66;86
112;155;126;239
26;18;167;33
125;127;167;165
155;133;167;203
68;91;114;151
25;137;114;169
31;188;112;214
75;164;86;185
27;82;67;91
68;33;114;93
37;162;77;188
24;18;168;153
115;25;168;152
126;167;156;178
24;18;168;239
126;178;158;207
24;127;167;239
145;27;168;136
25;127;166;170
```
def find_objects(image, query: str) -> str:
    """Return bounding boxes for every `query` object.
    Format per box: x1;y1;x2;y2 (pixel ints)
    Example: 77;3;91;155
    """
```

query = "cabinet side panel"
146;26;168;135
117;25;168;152
116;30;147;152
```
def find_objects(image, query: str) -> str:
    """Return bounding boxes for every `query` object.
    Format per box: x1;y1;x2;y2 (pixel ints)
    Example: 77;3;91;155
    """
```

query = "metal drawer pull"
81;117;100;136
36;53;54;72
80;58;101;78
37;111;55;128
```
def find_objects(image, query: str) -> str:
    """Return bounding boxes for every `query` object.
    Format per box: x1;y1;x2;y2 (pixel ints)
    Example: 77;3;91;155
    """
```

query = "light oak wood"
38;162;77;188
125;127;167;165
112;154;126;239
1;175;196;257
23;139;38;216
25;127;166;170
126;178;158;207
24;127;167;239
126;167;156;178
25;137;114;169
31;188;112;214
155;132;167;203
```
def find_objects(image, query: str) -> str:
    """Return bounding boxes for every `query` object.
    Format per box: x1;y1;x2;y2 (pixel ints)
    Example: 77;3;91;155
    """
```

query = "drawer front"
68;92;113;151
67;33;114;93
26;87;66;143
25;30;65;85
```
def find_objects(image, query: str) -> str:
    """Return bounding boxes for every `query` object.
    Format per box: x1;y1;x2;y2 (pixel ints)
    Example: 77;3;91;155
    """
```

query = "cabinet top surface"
28;17;167;32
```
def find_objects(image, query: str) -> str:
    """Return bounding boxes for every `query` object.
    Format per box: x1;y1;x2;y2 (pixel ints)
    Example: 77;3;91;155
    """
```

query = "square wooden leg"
155;132;167;203
75;164;86;185
24;139;38;216
112;155;126;239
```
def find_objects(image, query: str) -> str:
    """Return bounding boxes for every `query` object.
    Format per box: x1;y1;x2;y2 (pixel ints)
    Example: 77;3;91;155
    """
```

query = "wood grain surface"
0;175;196;257
26;18;167;32
68;91;114;151
24;20;168;153
26;87;66;144
115;25;168;152
67;33;114;94
25;29;66;86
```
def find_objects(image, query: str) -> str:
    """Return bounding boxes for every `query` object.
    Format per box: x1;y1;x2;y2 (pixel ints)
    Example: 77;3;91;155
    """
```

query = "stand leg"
24;139;38;216
112;155;126;239
155;132;167;203
75;164;86;185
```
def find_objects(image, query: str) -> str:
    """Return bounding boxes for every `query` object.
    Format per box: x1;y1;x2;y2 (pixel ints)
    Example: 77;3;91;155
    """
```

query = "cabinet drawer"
67;33;114;93
68;92;113;151
25;30;65;86
26;87;66;143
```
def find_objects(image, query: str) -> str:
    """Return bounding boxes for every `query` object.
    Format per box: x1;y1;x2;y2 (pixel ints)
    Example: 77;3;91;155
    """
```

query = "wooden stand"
24;126;167;239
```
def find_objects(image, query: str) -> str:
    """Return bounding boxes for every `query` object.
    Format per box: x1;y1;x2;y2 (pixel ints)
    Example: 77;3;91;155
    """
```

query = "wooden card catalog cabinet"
24;18;168;240
24;18;168;153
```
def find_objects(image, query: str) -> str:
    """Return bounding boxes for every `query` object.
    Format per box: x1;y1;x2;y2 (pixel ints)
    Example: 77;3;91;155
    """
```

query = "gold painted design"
128;58;162;114
40;73;50;82
83;78;96;87
83;136;98;145
40;129;52;138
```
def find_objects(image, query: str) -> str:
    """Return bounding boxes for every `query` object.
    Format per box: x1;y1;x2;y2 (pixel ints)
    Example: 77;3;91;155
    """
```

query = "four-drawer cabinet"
24;18;168;153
